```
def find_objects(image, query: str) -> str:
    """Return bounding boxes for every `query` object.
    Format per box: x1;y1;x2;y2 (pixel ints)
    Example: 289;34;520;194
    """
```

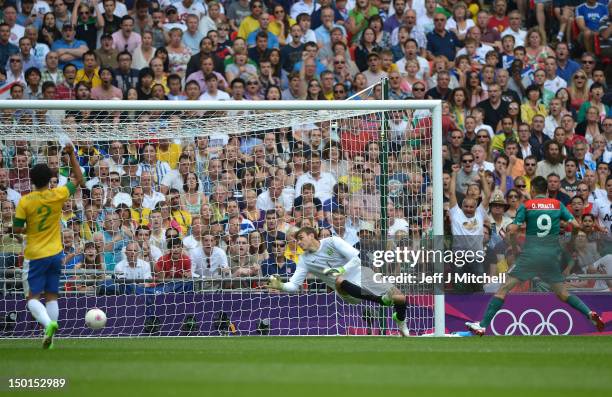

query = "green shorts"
508;248;566;284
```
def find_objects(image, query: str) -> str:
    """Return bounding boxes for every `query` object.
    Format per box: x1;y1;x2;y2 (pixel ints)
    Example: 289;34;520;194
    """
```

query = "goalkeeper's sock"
393;303;407;322
566;295;591;318
339;280;384;304
480;296;504;328
46;300;59;321
27;299;52;328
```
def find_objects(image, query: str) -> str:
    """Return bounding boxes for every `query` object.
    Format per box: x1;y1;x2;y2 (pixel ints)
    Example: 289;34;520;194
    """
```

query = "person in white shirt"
108;171;132;207
198;73;230;100
114;242;152;280
455;26;494;60
543;56;567;105
286;13;317;44
395;38;430;80
256;174;294;212
500;11;526;46
175;0;206;22
140;171;165;210
448;166;491;251
544;98;565;138
160;154;203;195
295;152;337;202
290;0;320;20
4;5;25;46
471;144;495;172
266;226;411;336
591;177;612;238
189;232;230;278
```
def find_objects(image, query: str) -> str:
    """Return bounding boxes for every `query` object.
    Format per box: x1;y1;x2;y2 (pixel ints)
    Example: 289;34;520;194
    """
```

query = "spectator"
114;241;152;280
155;237;191;281
52;23;87;69
260;238;296;277
576;0;608;54
38;13;62;49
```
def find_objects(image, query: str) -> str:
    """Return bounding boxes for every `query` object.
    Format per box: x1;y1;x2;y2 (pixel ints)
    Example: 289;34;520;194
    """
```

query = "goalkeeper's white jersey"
283;236;362;292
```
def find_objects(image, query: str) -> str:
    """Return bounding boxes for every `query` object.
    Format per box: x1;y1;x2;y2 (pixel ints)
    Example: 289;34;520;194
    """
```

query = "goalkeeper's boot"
465;321;485;336
589;311;605;332
392;312;410;337
43;321;58;350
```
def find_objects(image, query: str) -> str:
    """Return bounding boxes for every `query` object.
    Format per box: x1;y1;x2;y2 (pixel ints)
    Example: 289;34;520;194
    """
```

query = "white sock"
27;299;51;328
557;32;564;40
46;300;59;321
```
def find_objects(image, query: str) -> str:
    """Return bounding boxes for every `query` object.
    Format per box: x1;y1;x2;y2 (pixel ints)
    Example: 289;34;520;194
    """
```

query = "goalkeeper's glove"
323;266;346;277
267;275;284;290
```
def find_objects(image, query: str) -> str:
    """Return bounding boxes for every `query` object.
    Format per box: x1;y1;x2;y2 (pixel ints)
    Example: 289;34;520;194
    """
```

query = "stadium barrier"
1;291;609;337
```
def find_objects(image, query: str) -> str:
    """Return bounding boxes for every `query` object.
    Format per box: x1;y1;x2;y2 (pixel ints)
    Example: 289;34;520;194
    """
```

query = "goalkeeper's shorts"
336;266;395;304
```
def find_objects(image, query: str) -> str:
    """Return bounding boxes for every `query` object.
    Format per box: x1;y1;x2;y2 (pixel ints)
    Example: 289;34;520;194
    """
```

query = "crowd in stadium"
0;0;612;294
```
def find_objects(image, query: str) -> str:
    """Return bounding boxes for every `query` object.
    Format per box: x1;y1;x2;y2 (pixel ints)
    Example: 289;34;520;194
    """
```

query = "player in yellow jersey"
12;143;84;349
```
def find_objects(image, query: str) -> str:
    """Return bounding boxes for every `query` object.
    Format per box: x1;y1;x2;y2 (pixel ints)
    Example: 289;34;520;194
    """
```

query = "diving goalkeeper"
267;227;410;336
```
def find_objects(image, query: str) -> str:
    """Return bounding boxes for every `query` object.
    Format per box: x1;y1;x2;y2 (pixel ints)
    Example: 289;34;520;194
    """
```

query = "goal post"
0;99;445;337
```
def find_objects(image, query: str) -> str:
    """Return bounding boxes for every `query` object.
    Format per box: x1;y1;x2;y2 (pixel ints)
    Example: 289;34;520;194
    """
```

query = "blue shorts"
22;252;63;297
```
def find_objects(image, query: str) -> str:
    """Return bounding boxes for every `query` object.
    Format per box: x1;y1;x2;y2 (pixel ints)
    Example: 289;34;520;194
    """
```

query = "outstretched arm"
65;143;85;187
268;262;308;293
449;165;459;208
479;168;491;211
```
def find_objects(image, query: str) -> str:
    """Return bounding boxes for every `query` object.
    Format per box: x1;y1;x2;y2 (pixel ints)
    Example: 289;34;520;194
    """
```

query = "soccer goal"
0;98;444;337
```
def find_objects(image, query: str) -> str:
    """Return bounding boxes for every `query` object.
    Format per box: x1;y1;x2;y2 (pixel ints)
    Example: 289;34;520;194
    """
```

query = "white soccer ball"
85;308;107;330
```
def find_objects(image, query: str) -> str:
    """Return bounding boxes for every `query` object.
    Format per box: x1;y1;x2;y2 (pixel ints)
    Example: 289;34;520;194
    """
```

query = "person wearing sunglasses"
425;13;459;61
260;238;296;277
454;152;478;196
505;185;524;218
411;81;427;99
237;0;265;40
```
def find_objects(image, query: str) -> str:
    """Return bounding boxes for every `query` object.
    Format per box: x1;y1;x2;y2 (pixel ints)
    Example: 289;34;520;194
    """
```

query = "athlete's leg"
43;255;62;323
335;276;385;304
26;292;52;328
550;282;604;331
466;275;523;335
24;258;53;328
45;292;59;322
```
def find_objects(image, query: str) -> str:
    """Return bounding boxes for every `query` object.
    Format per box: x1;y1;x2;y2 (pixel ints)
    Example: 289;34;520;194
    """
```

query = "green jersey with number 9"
513;195;574;249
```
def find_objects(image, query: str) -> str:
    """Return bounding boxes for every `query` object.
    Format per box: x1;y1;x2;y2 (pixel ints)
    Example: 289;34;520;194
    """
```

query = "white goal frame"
0;99;445;336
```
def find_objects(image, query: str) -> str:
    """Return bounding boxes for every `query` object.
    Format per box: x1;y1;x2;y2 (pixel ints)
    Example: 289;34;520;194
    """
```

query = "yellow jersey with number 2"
14;182;76;260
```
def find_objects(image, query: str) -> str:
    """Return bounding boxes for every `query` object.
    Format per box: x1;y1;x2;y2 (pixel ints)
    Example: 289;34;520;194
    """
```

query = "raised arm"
65;143;84;187
449;165;459;208
479;168;491;210
71;0;80;27
95;0;105;29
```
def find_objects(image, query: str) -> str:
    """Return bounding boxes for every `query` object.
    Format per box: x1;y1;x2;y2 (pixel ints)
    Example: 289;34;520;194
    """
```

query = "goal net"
0;99;443;337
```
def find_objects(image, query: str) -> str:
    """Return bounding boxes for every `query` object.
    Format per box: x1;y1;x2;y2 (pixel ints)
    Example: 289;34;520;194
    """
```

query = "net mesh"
0;101;437;337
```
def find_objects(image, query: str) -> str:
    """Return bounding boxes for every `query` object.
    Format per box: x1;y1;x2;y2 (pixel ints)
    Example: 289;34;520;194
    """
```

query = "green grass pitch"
2;336;611;397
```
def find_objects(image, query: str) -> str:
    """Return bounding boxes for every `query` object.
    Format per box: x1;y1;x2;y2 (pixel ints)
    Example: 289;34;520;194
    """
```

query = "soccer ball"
85;308;107;330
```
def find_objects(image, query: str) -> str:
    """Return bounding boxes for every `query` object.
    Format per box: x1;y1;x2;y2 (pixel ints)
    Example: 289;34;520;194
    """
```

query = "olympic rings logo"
489;309;574;335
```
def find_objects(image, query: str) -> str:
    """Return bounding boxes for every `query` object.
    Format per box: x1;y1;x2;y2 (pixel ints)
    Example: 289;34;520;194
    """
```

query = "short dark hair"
117;51;132;61
63;63;76;73
296;226;317;239
167;236;183;249
30;163;53;189
531;176;548;194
